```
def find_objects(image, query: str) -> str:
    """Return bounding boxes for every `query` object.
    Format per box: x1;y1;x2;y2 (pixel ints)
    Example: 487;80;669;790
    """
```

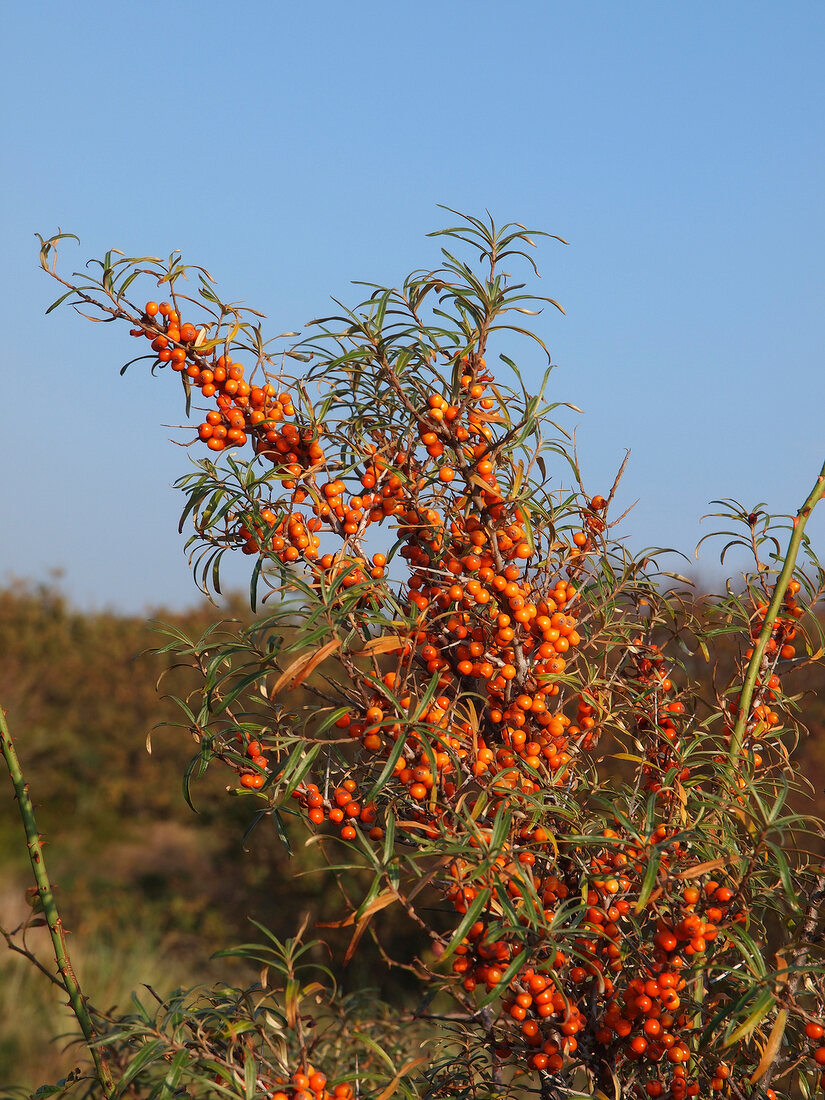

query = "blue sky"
3;2;824;612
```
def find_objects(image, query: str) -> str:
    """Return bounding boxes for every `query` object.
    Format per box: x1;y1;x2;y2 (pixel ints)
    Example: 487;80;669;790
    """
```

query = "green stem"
728;457;825;774
0;706;115;1097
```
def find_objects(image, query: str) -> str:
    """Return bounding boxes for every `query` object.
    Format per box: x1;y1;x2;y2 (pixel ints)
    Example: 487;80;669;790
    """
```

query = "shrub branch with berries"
5;214;825;1098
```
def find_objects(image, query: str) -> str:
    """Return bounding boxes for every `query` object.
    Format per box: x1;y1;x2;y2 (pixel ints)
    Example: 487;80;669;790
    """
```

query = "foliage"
5;213;825;1098
0;586;431;1090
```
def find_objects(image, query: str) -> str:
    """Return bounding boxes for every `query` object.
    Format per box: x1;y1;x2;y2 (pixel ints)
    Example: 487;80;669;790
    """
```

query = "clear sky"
3;2;824;612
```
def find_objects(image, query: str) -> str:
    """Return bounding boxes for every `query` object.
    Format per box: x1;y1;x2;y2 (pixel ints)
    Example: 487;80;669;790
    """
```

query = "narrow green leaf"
158;1049;191;1100
440;888;492;961
365;731;408;803
634;847;661;912
244;1051;256;1099
114;1038;165;1092
723;989;775;1047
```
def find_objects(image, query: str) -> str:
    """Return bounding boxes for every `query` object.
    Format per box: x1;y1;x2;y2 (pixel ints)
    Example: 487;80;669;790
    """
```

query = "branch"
0;705;116;1097
728;457;825;773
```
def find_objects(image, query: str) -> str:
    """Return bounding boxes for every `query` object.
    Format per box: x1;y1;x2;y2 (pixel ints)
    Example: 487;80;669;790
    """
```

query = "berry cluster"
269;1069;351;1100
127;300;810;1096
45;213;822;1100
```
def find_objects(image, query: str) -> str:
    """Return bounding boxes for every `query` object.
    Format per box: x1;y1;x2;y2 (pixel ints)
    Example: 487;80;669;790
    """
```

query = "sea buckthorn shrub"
23;215;825;1097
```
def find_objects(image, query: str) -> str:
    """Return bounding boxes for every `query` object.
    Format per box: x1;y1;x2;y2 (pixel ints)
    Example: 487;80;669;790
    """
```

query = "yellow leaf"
749;1008;788;1083
269;638;341;698
373;1058;428;1100
468;473;496;494
344;914;372;965
351;636;408;656
675;781;688;826
319;889;400;929
463;698;480;734
775;952;789;987
674;859;729;880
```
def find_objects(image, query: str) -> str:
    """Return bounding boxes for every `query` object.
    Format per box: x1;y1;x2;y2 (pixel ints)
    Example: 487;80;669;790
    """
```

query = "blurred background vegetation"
0;582;437;1091
2;580;824;1090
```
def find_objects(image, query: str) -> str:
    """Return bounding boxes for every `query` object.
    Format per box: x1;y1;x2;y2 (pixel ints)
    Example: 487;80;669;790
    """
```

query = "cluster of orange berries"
229;353;602;842
212;351;587;813
589;876;743;1099
269;1069;352;1100
441;818;751;1094
255;406;326;480
318;565;588;826
311;453;417;538
748;578;804;663
132;302;328;490
238;737;269;789
450;919;585;1073
593;878;737;1065
238;509;322;563
499;966;586;1074
291;778;379;842
237;447;426;588
644;1068;776;1099
391;493;590;794
417;367;500;484
642;1062;777;1098
728;577;804;765
338;683;465;798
